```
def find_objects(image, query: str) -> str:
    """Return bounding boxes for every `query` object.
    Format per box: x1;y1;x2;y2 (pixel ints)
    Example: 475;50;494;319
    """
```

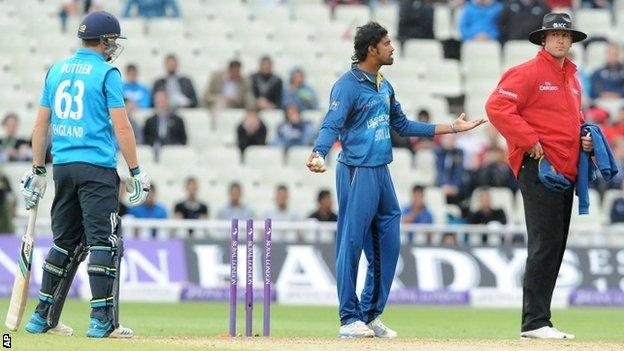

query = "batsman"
20;11;150;338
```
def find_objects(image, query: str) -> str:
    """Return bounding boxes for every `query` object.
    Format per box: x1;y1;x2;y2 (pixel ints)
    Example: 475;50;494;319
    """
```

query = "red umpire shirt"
486;49;584;181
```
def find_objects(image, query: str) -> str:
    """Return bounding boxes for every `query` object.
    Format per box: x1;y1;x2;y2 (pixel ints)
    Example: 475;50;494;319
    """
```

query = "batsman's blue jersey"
40;48;125;169
313;65;435;166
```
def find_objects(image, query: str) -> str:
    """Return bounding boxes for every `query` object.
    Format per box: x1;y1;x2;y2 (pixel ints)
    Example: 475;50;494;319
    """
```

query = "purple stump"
263;219;272;337
245;219;254;337
229;219;238;337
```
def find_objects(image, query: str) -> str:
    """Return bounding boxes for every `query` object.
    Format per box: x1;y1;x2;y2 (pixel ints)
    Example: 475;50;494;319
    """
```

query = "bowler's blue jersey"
40;48;125;168
313;66;435;167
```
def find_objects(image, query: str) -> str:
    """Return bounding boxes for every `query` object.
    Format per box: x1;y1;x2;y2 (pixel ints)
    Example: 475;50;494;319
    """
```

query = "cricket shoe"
24;312;74;336
87;318;134;338
338;320;375;338
367;318;398;338
521;326;575;340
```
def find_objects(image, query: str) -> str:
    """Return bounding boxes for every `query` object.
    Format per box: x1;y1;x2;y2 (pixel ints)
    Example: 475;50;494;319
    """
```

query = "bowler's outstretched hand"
453;113;488;132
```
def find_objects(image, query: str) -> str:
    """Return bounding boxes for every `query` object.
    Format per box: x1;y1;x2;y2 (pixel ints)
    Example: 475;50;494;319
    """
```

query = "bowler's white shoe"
521;326;575;339
367;318;398;338
338;320;374;338
108;325;134;338
48;322;74;336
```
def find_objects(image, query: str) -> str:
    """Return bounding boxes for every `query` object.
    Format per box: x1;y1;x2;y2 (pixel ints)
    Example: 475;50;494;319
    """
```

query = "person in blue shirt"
306;22;486;338
282;67;319;111
123;64;151;108
127;184;168;238
20;11;149;339
400;185;433;243
122;0;180;18
459;0;504;41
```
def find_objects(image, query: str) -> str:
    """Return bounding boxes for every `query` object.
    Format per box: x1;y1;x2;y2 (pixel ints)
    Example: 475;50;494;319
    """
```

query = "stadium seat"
334;4;371;27
585;41;608;73
575;9;612;38
425;186;448;224
425;60;462;97
570;189;602;230
433;4;454;40
412;149;436;186
503;41;539;70
243;145;285;168
293;3;332;25
402;39;445;65
461;41;502;80
373;3;398;33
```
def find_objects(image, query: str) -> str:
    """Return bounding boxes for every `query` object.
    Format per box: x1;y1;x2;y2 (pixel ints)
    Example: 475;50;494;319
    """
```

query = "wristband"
450;122;458;134
129;166;141;176
33;166;47;175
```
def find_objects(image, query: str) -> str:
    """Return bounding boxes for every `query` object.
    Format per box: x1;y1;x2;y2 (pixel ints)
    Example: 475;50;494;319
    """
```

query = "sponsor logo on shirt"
330;100;340;111
539;82;558;91
367;114;389;129
571;87;579;95
498;88;518;99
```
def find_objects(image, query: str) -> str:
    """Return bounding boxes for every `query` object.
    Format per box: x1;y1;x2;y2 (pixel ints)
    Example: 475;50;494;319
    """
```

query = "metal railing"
10;217;624;247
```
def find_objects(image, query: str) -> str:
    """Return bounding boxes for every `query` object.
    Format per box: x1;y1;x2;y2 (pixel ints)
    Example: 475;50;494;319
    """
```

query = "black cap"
528;12;587;45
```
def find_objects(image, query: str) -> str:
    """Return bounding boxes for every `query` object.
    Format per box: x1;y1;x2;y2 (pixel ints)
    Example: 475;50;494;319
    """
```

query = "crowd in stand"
1;0;624;238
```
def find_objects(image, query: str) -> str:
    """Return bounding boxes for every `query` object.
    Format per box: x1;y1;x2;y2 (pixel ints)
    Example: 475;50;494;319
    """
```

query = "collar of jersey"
350;64;384;90
75;48;105;61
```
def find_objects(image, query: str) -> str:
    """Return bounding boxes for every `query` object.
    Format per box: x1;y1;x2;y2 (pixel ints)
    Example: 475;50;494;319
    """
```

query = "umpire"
486;13;593;339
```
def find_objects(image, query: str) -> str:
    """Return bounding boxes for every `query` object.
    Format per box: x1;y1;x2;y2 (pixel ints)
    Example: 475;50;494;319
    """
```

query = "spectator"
391;109;437;153
308;189;338;222
589;43;624;100
60;0;102;33
217;182;254;220
127;184;168;237
123;64;151;108
203;60;254;110
603;107;624;144
250;56;283;110
153;54;198;108
0;171;14;233
128;184;168;219
282;67;318;111
237;109;267;155
123;98;143;145
122;0;180;18
273;105;315;149
401;185;434;243
1;113;32;162
264;184;299;221
143;90;188;147
610;181;624;223
473;146;518;192
545;0;572;9
174;177;208;219
459;0;503;41
398;0;434;47
467;188;507;244
498;0;549;44
581;0;613;8
434;134;465;205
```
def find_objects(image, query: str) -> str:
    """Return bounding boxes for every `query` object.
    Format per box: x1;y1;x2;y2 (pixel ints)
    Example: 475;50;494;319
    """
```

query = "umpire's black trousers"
518;156;573;332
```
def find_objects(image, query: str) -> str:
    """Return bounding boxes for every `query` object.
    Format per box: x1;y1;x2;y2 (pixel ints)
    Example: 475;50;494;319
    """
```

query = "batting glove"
21;166;47;210
126;167;150;206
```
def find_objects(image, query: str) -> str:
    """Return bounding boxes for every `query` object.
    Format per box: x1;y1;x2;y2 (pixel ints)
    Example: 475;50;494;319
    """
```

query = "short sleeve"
39;69;52;107
104;68;125;109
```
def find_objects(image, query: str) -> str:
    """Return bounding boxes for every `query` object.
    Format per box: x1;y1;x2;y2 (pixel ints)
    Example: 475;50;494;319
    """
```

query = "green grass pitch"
1;299;623;350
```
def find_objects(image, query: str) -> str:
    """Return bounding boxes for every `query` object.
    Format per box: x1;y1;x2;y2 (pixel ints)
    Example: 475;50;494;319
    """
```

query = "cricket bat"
5;206;38;331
